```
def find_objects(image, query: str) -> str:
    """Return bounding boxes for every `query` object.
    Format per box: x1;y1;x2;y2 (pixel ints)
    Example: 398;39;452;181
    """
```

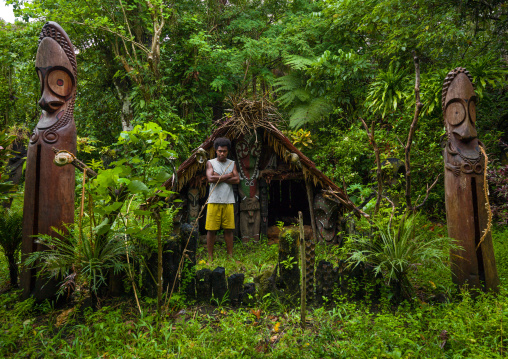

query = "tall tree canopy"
2;0;506;213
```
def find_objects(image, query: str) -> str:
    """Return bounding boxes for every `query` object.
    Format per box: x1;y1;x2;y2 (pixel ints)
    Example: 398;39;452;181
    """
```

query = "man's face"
216;145;228;162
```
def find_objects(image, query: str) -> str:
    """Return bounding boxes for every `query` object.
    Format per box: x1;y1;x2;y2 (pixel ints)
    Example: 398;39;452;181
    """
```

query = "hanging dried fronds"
322;188;368;219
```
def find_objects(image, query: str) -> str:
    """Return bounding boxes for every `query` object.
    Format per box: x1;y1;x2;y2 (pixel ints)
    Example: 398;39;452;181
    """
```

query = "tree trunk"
114;80;134;132
156;214;162;316
7;253;18;288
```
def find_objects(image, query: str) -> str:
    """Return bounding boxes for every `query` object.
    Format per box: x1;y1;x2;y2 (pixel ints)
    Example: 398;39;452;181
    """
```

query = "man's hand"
225;163;240;184
206;161;240;184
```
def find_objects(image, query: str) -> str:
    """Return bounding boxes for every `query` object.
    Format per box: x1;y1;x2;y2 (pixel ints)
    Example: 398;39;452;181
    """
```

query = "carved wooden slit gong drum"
442;67;499;292
21;22;77;300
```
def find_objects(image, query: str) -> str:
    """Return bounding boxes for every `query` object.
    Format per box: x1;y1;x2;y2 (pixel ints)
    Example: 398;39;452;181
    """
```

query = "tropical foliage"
0;0;506;356
347;214;460;299
24;226;128;300
0;208;23;287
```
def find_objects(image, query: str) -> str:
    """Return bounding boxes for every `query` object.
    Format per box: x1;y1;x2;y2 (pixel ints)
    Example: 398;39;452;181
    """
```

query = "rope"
476;145;492;251
79;170;86;247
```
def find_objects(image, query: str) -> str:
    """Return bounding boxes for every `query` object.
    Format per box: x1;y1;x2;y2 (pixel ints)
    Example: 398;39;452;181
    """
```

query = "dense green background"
1;0;506;217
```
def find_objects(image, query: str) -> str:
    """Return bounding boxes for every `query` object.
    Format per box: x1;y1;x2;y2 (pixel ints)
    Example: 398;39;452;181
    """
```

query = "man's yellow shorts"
205;203;235;231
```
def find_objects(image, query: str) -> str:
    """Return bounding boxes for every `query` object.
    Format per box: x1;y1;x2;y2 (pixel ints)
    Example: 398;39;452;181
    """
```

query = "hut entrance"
267;179;311;226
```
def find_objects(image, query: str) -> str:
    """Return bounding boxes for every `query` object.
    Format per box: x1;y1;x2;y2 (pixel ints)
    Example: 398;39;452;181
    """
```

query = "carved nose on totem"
320;219;332;229
38;94;64;113
453;120;477;142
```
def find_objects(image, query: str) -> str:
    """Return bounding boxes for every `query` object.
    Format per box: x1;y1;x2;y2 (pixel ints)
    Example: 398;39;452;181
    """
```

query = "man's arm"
206;161;221;183
224;162;240;184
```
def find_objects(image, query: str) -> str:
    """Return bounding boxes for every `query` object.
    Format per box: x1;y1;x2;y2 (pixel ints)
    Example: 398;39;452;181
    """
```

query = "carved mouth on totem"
319;228;336;242
450;139;480;160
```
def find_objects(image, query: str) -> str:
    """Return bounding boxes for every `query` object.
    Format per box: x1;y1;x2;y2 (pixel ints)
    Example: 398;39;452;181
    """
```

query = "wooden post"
305;179;317;241
299;211;306;328
21;22;78;301
442;67;499;291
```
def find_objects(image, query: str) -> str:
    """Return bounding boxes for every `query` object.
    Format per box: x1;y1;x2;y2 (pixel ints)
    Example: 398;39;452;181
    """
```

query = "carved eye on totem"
47;70;73;97
468;99;476;124
445;101;466;126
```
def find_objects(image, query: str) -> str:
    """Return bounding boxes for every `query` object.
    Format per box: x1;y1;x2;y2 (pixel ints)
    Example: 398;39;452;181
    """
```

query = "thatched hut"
165;99;364;243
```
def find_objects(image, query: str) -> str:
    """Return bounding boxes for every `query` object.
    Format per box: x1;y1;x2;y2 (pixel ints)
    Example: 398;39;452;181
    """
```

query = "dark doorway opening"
267;180;311;227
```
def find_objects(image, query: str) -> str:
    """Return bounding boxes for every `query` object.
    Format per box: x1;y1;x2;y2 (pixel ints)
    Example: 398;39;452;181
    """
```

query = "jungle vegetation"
0;0;507;357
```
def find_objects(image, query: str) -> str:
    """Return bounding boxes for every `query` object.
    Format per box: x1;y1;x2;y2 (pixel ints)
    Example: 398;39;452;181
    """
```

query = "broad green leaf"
128;180;149;194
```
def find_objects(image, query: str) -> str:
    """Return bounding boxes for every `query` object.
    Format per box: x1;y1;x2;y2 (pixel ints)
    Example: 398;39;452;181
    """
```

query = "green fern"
283;54;316;70
365;61;408;118
466;55;508;99
347;214;460;299
288;97;333;128
24;226;129;299
274;73;306;107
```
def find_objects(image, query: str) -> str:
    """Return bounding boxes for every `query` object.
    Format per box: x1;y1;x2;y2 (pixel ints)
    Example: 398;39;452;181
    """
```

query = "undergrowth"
195;236;279;283
1;224;507;357
1;286;507;358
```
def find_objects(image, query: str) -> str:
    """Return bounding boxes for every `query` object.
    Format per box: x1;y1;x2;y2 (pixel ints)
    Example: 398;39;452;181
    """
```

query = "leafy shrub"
0;208;23;287
488;162;508;225
347;213;460;300
312;124;371;185
24;226;129;303
492;226;508;282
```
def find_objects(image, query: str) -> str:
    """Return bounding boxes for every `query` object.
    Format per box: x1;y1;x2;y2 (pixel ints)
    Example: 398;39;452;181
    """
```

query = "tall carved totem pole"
235;131;262;241
442;67;499;291
21;22;77;300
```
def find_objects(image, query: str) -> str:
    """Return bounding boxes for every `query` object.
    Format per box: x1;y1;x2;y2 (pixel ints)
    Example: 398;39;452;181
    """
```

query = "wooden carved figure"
187;188;200;222
187;188;200;232
21;22;77;300
313;193;339;244
235;132;262;241
442;67;499;291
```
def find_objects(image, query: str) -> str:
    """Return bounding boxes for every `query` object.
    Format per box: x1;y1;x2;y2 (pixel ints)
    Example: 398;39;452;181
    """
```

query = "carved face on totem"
314;193;338;243
32;22;77;144
187;188;200;221
442;68;479;160
235;131;262;198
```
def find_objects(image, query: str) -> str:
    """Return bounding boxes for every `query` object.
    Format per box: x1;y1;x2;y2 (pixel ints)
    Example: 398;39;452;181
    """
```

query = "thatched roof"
163;99;365;217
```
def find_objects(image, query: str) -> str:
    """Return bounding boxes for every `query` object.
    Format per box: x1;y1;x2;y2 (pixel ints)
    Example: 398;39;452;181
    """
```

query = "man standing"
206;137;240;260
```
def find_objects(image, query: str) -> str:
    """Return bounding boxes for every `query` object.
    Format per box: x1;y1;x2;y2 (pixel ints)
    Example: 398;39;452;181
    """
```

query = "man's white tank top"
208;158;235;204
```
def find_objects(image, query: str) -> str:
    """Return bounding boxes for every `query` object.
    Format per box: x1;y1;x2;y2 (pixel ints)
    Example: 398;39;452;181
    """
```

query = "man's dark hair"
214;137;231;151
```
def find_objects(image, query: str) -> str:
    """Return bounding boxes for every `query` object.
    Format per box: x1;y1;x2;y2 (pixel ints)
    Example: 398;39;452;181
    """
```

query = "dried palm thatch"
217;97;282;138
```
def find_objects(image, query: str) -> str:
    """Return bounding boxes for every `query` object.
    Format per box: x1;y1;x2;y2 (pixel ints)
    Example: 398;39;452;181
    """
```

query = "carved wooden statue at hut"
21;22;77;300
313;193;340;244
187;188;200;224
235;130;262;241
442;67;499;291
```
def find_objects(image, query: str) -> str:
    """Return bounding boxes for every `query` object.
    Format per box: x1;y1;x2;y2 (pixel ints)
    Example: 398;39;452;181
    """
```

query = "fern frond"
283;54;316;70
289;97;333;128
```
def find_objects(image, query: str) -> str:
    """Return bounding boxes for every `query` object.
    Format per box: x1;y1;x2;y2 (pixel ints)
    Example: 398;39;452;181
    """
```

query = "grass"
195;236;279;283
493;225;508;282
0;248;10;291
1;286;507;358
1;223;507;357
